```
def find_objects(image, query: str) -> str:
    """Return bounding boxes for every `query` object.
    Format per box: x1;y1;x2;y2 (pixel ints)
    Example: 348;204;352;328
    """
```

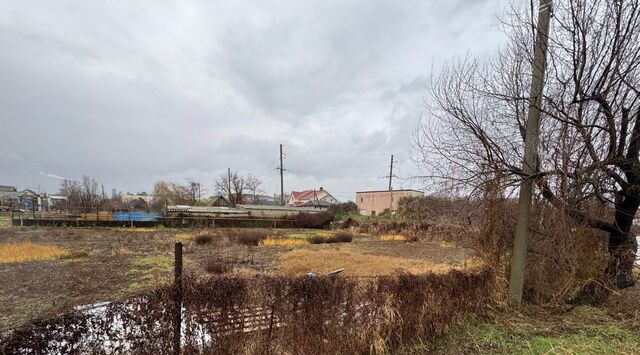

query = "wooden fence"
11;214;296;229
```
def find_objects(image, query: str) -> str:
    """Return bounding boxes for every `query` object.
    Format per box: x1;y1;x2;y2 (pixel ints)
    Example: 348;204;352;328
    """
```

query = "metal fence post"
173;242;183;355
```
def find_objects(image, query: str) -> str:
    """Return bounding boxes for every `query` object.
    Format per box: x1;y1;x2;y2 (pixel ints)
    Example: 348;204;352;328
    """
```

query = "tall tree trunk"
606;194;639;288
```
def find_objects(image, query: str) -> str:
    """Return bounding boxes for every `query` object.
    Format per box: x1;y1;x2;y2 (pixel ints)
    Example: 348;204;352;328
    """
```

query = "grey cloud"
0;0;509;199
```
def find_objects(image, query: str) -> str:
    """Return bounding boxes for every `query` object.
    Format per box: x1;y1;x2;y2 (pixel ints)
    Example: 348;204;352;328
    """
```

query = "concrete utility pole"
227;168;232;206
388;155;394;191
509;0;553;307
279;144;285;206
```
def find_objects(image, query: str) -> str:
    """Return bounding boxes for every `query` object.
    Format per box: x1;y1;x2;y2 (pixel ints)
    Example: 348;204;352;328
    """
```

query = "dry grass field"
0;225;473;331
0;241;70;263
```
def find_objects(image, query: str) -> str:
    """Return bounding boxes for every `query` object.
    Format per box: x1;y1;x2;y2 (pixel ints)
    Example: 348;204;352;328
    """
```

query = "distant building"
0;185;16;193
19;189;42;210
238;204;328;217
121;194;153;204
0;185;18;210
287;187;338;207
253;195;280;206
0;187;45;211
166;205;249;218
355;189;424;216
46;195;68;211
120;194;153;209
209;195;230;207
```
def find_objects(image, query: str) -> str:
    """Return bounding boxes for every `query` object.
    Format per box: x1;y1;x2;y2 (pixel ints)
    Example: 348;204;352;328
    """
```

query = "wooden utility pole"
279;144;285;206
388;155;394;191
509;0;553;307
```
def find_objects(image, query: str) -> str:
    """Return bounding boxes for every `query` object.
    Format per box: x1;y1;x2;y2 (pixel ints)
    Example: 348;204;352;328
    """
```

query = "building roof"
210;195;230;205
289;188;337;207
299;200;333;207
291;188;336;201
166;205;247;214
122;194;153;203
0;185;17;193
291;190;315;200
355;189;424;194
237;204;323;211
19;189;41;197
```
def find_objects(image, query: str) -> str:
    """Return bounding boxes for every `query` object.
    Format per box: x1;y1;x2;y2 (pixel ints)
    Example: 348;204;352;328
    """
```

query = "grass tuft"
204;257;232;274
234;230;270;246
0;241;69;263
193;231;214;245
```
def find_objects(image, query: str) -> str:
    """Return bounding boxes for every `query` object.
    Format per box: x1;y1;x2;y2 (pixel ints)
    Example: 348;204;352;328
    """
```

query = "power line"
284;157;389;170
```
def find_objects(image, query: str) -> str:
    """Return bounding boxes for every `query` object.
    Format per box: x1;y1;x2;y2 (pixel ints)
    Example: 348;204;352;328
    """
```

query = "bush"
294;212;334;228
309;235;326;244
473;184;610;304
333;231;353;243
327;202;358;220
236;230;269;246
309;232;353;244
204;257;232;274
397;195;475;221
193;232;214;245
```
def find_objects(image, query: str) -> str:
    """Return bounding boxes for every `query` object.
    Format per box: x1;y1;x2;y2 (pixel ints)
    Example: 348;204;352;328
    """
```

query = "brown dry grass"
175;232;193;241
379;234;407;241
121;227;157;233
0;241;69;264
260;237;308;247
276;248;457;276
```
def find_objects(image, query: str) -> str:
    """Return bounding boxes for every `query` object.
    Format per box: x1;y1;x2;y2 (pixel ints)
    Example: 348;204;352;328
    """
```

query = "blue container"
113;211;162;222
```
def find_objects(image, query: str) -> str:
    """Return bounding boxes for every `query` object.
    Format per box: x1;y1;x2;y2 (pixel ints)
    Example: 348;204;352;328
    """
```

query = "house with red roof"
287;187;338;207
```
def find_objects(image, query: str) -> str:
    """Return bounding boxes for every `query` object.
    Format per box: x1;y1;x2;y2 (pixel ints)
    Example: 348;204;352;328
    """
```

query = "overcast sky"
0;0;509;201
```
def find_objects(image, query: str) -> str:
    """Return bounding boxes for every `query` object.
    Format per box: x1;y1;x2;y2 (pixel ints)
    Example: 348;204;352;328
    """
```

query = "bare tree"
110;188;121;201
185;178;206;205
152;181;192;207
214;170;257;205
80;175;100;209
59;176;102;211
231;174;245;205
215;172;234;204
245;174;264;204
60;179;82;210
415;0;640;287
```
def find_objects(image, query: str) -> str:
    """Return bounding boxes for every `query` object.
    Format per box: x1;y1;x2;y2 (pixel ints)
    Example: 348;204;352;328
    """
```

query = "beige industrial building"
355;189;424;216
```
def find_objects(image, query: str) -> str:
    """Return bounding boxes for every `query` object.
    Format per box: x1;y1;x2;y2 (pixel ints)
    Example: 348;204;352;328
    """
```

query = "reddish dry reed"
1;268;494;354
